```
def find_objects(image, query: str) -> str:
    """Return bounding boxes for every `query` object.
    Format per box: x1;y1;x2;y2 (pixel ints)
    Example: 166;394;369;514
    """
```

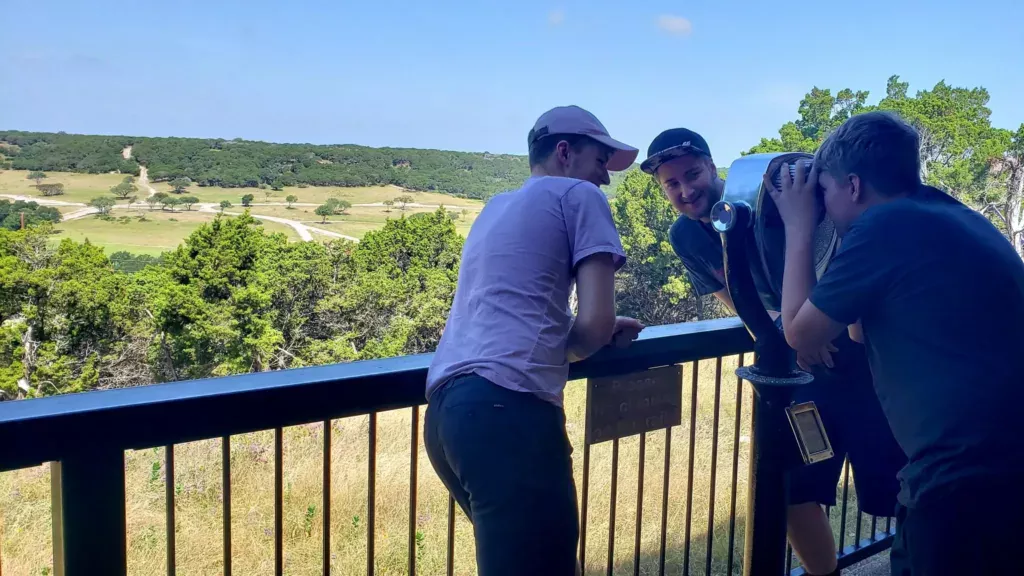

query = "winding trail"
196;203;359;242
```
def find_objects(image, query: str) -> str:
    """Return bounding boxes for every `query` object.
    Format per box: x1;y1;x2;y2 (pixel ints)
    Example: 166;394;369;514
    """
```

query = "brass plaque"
585;365;683;445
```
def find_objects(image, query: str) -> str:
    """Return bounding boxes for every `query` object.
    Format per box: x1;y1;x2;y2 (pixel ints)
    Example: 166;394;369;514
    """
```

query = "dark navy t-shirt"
668;216;782;311
810;186;1024;507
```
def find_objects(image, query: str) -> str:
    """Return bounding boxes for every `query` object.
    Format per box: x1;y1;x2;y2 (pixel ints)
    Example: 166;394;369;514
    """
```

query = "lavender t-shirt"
425;176;626;407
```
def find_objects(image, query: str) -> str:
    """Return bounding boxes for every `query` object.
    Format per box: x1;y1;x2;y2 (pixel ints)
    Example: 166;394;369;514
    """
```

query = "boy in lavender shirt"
425;106;644;575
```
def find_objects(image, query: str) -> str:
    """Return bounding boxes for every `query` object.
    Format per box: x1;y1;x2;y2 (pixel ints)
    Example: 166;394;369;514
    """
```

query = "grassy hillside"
0;131;631;201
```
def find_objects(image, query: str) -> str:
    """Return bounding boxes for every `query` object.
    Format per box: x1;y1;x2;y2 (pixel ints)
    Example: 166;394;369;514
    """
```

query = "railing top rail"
0;318;751;472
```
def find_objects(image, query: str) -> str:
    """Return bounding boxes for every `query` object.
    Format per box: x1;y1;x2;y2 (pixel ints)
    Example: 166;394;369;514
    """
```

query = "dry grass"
172;184;484;208
0;170;127;205
52;211;300;255
246;205;480;240
0;354;873;575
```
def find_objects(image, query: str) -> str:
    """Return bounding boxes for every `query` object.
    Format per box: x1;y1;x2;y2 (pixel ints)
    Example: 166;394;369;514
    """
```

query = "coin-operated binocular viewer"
711;153;840;575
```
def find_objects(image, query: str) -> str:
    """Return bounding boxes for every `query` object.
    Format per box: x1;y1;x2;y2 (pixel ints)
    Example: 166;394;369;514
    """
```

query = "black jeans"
424;374;579;576
890;477;1024;575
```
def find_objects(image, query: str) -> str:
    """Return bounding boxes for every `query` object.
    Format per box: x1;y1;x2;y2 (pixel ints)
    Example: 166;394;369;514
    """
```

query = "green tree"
395;195;414;211
875;75;1003;203
35;183;65;197
383;200;394;212
286;194;298;208
746;87;868;154
27;171;46;184
0;200;61;230
89;196;116;215
153;191;170;209
328;198;352;215
219;200;232;213
165;197;182;211
609;170;711;324
264;188;273;201
145;195;159;210
982;125;1024;256
170;177;192;194
315;204;333;223
110;180;138;200
179;196;200;211
241;194;254;207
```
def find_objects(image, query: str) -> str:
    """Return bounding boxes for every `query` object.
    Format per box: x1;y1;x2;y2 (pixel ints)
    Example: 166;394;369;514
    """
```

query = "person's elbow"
573;309;616;353
783;323;818;355
783;303;844;354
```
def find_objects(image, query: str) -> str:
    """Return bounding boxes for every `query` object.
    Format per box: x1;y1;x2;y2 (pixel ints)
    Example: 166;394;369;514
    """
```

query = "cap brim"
591;134;639;172
639;145;704;175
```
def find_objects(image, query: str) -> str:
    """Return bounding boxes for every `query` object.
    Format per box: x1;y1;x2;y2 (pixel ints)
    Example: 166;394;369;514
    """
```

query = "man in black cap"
640;129;906;576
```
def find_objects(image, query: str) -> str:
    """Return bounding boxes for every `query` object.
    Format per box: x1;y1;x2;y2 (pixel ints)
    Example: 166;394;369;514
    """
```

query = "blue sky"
1;0;1021;164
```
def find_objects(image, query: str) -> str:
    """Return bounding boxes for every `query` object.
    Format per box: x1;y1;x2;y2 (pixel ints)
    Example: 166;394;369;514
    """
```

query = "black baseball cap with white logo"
640;128;712;175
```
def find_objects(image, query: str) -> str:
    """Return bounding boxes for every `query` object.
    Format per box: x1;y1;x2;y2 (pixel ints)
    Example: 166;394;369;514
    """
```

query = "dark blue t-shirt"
668;216;782;311
810;186;1024;507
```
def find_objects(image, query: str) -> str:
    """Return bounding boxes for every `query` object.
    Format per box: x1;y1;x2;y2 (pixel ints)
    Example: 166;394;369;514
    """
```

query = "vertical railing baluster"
50;461;64;576
727;354;744;576
368;413;377;576
59;449;128;576
633;433;646;576
323;420;332;576
683;360;700;573
408;407;419;576
580;440;591;571
785;544;793;574
854;508;863;546
606;438;619;576
222;436;232;576
446;495;455;576
275;428;284;576
870;515;878;540
838;460;851;551
885;516;892;534
166;445;176;576
658;427;672;576
705;357;723;576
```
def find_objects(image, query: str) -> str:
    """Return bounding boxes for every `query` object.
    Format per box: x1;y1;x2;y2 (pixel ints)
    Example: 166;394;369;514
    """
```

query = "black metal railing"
0;318;895;575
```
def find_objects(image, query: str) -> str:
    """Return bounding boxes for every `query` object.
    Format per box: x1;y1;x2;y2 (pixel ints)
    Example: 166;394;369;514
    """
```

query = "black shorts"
787;332;907;517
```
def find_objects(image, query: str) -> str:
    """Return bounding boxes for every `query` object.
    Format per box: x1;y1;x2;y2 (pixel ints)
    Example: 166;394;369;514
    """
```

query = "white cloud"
548;9;565;26
657;15;693;36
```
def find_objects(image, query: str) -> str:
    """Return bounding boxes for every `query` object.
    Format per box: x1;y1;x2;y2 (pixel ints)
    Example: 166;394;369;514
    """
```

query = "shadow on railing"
0;318;895;575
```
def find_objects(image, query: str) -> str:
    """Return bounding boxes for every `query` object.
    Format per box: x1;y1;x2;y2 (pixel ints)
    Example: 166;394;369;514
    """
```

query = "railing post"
55;450;127;576
742;384;795;576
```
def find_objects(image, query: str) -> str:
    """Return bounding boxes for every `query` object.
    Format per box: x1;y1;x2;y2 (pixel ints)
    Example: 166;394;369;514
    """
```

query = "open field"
53;211;301;255
0;170;128;205
3;170;485;251
248;205;480;239
153;182;484;208
0;354;874;575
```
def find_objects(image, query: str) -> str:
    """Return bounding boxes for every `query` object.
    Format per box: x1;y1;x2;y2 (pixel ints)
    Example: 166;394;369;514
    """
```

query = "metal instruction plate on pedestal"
585;365;683;445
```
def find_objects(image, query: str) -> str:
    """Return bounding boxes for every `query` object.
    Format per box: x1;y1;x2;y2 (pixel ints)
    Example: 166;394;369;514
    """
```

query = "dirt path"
122;145;132;160
138;166;158;198
195;203;359;242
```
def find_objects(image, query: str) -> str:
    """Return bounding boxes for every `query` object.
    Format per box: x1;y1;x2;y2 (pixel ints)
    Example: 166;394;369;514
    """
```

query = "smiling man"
768;111;1024;575
641;128;905;576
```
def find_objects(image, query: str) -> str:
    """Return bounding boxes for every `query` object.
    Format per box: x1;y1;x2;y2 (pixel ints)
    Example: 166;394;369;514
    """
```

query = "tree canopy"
747;74;1024;255
0;209;463;398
